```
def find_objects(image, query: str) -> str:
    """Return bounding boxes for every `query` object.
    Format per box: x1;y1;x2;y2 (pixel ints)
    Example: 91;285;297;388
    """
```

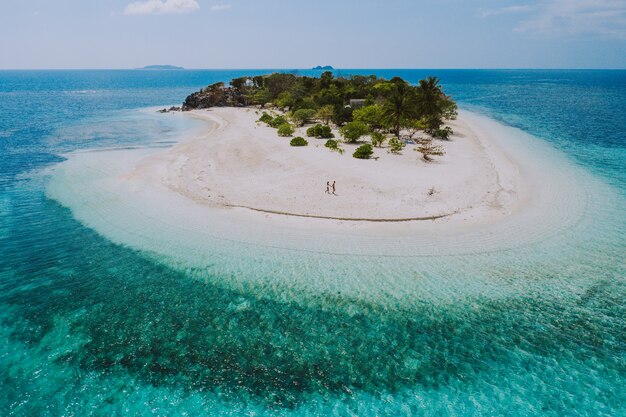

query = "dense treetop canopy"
183;72;457;136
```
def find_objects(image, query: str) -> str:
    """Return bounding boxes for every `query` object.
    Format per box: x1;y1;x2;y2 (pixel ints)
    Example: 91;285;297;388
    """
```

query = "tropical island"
182;72;457;162
312;65;334;70
120;72;522;223
138;65;185;70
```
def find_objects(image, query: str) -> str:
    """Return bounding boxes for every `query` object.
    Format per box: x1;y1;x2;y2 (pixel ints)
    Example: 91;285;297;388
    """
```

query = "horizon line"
1;67;626;71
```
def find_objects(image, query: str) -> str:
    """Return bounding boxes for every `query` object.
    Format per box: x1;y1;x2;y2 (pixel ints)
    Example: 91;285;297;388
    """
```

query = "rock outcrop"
157;106;182;113
182;82;246;111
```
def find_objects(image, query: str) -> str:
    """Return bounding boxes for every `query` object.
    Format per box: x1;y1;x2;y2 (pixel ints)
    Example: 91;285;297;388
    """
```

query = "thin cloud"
515;0;626;39
210;4;232;11
124;0;200;15
478;5;532;18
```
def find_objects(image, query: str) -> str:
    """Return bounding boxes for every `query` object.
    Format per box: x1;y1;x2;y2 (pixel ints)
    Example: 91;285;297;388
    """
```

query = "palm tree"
379;77;416;138
417;76;443;116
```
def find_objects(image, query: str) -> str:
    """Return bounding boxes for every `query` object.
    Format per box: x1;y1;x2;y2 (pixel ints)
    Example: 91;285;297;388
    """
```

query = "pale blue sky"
1;0;625;69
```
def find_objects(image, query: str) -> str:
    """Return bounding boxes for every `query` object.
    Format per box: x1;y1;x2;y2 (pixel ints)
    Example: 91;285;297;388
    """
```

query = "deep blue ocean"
0;69;624;416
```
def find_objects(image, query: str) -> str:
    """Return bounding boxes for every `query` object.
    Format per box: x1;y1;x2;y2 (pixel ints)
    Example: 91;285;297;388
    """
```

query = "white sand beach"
46;106;595;248
126;107;524;225
46;107;609;306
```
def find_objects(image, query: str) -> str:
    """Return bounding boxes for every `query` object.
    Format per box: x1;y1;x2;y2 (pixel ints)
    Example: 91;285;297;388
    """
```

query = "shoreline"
43;105;598;255
127;107;526;226
44;105;611;305
222;203;458;222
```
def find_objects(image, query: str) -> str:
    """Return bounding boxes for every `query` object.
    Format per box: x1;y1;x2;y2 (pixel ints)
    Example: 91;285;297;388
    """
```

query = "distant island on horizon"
137;65;184;70
312;65;334;70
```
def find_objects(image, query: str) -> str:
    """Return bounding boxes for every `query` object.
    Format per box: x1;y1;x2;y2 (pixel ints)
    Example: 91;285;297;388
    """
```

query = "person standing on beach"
331;180;336;195
326;181;331;194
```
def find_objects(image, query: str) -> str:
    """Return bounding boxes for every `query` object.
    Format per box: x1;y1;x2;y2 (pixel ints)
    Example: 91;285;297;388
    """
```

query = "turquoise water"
1;70;625;416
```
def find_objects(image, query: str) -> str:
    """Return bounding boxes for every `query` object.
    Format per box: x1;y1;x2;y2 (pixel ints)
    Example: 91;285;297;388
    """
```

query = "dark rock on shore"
182;82;246;111
157;106;182;113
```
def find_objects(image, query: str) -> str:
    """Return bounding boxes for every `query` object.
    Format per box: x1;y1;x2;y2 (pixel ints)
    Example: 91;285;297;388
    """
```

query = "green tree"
370;131;386;147
230;77;248;90
353;144;374;159
297;98;318;112
352;104;385;131
324;139;344;154
318;125;334;138
291;109;316;126
339;121;369;143
316;105;334;125
307;124;334;138
306;125;318;137
265;73;298;98
182;73;458;144
416;76;443;119
290;137;308;146
388;137;406;154
377;77;416;138
277;123;295;137
320;71;334;89
432;126;453;140
402;118;427;140
317;84;343;108
440;99;458;120
252;89;272;107
258;112;273;124
252;75;265;88
331;105;354;126
416;76;456;130
269;115;288;128
276;91;295;109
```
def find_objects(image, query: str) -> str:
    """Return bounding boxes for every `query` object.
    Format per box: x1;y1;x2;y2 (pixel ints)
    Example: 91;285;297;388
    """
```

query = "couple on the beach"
326;181;336;195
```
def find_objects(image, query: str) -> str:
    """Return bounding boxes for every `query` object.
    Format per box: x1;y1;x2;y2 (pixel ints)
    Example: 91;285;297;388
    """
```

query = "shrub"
432;126;453;140
306;126;318;137
290;137;308;146
276;92;295;109
325;139;339;149
277;123;295;137
388;137;406;154
416;142;446;161
371;131;386;147
269;115;288;128
252;89;272;107
318;125;334;138
291;109;316;126
403;119;427;139
424;115;443;132
307;124;334;138
316;105;334;125
258;112;273;124
324;139;344;154
352;105;385;130
299;98;318;112
340;121;369;143
332;105;353;126
353;144;374;159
